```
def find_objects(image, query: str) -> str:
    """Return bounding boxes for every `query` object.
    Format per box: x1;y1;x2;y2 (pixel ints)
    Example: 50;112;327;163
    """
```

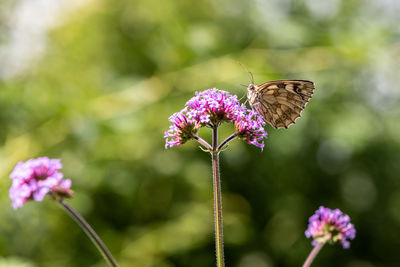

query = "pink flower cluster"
234;109;267;149
9;157;73;209
305;206;356;248
164;88;267;149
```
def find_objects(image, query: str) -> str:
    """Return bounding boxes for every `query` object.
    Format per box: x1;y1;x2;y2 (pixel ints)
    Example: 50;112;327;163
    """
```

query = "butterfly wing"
253;80;314;129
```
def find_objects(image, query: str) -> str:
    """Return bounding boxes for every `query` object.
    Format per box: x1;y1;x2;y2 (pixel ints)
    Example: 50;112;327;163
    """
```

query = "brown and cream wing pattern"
251;80;315;129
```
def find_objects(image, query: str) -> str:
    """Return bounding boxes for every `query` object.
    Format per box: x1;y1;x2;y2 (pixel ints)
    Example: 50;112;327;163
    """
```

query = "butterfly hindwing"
249;80;314;129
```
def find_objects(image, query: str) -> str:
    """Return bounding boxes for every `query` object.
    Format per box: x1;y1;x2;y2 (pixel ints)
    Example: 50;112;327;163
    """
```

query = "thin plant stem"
303;242;325;267
194;135;213;151
217;133;237;151
211;126;225;267
58;200;119;267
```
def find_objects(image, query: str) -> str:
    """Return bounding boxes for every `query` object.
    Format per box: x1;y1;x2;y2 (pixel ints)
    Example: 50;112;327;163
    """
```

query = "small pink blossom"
305;206;356;248
9;157;73;209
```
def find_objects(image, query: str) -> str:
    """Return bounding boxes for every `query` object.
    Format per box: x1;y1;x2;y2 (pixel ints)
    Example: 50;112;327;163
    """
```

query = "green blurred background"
1;0;399;266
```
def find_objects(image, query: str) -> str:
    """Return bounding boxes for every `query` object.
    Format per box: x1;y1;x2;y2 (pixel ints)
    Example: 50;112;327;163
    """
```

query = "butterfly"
239;63;314;129
246;79;315;129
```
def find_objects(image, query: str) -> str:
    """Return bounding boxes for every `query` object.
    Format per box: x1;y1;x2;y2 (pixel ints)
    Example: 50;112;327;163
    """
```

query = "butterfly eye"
249;85;255;90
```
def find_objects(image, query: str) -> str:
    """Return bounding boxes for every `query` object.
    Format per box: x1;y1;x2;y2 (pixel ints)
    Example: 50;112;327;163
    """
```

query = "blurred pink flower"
305;206;356;248
9;157;73;209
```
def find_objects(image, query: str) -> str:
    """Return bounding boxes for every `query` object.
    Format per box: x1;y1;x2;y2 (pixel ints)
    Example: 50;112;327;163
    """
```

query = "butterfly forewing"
248;80;314;129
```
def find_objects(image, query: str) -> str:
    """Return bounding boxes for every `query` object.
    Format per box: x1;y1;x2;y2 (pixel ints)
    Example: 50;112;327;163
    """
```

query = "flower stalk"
211;126;225;267
194;135;213;151
58;200;119;267
217;133;237;151
303;242;324;267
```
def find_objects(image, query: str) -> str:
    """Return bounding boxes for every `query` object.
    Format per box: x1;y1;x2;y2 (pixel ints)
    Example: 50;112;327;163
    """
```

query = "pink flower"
164;110;201;148
9;157;73;209
305;206;356;248
234;108;267;149
164;89;268;149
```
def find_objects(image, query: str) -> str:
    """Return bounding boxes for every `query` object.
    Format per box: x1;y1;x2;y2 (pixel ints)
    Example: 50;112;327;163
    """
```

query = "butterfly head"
247;84;256;91
246;83;258;104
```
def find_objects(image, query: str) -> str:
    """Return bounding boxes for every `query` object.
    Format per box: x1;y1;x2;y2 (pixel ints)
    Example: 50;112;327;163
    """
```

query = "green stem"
58;200;119;267
217;133;237;151
303;242;324;267
194;135;213;151
211;126;225;267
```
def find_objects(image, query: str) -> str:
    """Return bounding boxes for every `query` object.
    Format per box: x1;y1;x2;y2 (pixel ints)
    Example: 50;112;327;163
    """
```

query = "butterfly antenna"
238;61;255;84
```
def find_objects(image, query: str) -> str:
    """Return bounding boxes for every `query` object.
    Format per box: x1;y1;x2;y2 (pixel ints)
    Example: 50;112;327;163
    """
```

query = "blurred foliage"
1;0;400;266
